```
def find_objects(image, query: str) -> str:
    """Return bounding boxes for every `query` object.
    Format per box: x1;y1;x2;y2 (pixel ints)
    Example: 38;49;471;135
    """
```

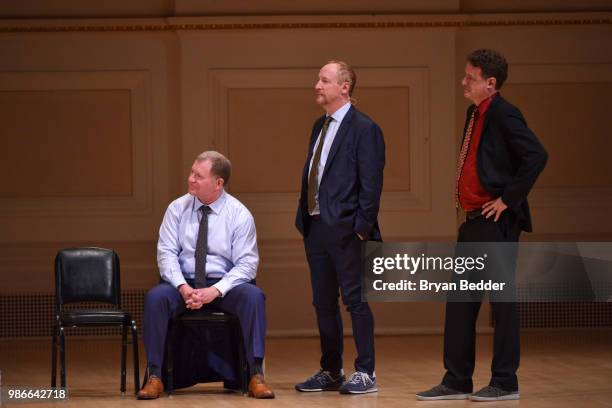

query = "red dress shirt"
458;93;497;212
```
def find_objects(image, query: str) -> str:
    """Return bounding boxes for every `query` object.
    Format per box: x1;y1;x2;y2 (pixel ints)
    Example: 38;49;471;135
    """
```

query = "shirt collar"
193;189;227;215
328;101;351;124
476;92;498;115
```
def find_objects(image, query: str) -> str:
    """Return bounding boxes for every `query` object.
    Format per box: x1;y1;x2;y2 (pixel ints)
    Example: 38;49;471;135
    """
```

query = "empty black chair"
163;309;249;395
51;247;140;394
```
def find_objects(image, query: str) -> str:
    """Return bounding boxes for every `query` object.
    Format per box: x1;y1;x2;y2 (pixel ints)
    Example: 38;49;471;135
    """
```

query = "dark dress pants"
442;212;521;392
304;216;375;375
143;278;266;375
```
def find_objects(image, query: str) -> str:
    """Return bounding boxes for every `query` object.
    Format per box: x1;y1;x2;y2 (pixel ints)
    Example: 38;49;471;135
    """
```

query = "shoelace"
346;372;370;386
435;384;450;393
440;384;461;393
308;370;333;384
479;386;501;396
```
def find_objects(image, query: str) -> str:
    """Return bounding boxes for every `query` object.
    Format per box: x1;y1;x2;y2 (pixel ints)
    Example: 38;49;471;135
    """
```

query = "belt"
310;214;321;221
466;210;483;220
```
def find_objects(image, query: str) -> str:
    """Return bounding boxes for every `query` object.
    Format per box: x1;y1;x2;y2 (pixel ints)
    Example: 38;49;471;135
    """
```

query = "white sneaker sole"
340;387;378;394
295;386;342;392
416;393;471;401
470;393;520;401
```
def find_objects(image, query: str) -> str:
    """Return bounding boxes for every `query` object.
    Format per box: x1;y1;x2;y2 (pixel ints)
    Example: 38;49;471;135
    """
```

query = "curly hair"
467;49;508;90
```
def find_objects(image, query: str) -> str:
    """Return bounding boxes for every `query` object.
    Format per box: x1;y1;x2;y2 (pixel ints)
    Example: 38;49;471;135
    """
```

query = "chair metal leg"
231;319;249;395
142;366;149;390
131;321;140;394
166;321;175;395
51;325;58;388
59;326;66;389
121;324;127;394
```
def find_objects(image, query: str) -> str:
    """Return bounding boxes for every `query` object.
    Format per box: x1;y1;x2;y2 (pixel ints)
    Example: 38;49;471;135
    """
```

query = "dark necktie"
455;107;479;208
307;116;334;213
194;205;212;288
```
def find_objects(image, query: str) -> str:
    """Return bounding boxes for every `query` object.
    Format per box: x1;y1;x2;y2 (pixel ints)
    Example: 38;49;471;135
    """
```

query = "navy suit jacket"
464;94;548;232
295;106;385;240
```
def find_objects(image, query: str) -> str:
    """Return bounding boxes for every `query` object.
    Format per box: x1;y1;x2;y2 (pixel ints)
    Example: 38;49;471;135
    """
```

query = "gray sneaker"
339;371;378;394
416;384;471;400
470;385;519;401
295;369;345;392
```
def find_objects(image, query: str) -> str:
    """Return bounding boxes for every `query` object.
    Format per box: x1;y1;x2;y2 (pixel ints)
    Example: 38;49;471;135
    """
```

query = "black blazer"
464;94;548;232
295;106;385;240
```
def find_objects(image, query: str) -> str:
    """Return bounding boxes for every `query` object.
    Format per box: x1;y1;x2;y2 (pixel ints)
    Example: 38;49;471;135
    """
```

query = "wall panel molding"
209;66;430;213
0;70;153;218
506;63;612;210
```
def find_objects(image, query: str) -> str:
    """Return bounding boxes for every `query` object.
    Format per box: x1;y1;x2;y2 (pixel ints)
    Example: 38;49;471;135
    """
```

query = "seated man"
137;151;274;400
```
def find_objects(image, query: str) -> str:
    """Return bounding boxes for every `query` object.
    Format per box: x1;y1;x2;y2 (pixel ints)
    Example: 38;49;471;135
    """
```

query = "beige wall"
1;3;611;335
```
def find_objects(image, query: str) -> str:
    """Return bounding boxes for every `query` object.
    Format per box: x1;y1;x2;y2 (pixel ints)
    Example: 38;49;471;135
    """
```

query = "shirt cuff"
212;278;232;297
167;270;187;289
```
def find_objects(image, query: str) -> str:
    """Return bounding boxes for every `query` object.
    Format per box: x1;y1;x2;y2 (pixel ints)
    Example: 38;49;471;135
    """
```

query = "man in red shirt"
417;49;548;402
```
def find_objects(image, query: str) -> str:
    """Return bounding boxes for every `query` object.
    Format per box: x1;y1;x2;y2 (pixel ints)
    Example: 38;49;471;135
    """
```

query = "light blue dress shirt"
308;101;352;215
157;190;259;296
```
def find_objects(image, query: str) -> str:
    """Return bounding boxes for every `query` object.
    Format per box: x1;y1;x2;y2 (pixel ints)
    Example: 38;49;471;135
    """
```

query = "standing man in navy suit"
294;60;385;394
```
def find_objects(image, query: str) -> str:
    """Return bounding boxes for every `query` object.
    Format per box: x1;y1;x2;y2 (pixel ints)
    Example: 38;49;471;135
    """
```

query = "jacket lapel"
320;106;355;183
480;94;501;139
303;115;327;182
461;104;476;144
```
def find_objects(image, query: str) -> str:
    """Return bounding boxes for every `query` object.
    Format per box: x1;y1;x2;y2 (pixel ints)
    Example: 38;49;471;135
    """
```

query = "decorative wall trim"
0;15;610;33
2;291;608;338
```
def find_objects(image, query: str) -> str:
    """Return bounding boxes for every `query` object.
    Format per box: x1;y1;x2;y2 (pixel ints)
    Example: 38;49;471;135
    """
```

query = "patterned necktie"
308;116;334;213
455;107;479;208
194;205;212;288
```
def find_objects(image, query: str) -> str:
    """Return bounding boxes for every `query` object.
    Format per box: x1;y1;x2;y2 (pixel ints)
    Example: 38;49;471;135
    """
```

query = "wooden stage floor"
1;330;611;407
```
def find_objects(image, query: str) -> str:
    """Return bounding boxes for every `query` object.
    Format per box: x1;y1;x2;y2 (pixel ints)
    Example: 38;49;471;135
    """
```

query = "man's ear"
341;81;350;97
487;77;497;90
216;177;225;189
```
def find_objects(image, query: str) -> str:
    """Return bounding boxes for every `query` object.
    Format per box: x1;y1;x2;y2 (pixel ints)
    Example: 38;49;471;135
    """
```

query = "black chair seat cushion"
175;309;238;324
59;309;132;326
162;310;243;390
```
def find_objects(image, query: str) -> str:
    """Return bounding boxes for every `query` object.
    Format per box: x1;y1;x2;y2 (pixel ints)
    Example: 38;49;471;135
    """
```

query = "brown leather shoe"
137;375;164;400
248;373;275;399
